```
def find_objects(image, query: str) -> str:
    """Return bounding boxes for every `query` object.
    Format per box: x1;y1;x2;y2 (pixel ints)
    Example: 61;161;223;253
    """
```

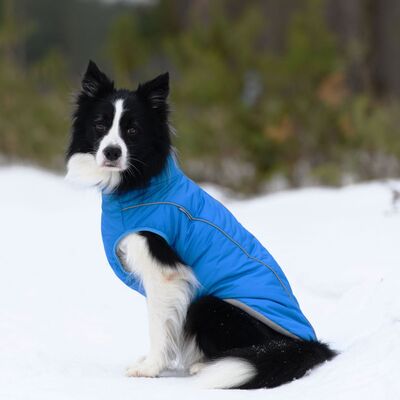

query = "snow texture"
1;166;399;399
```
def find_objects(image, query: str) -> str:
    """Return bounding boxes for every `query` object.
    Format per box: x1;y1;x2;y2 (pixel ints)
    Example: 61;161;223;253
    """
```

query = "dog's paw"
126;357;162;378
189;362;206;375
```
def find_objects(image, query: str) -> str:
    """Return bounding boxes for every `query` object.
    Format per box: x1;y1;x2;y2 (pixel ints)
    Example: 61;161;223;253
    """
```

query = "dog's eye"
94;123;106;134
127;127;137;135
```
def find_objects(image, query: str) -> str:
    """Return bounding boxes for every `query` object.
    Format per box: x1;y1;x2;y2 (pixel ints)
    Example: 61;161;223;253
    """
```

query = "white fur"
118;233;199;377
190;357;256;389
189;362;205;375
65;153;120;193
95;99;128;170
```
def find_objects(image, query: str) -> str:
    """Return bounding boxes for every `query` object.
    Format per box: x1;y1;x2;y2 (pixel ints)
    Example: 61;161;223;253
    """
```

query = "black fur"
67;60;171;193
139;231;183;268
185;296;336;389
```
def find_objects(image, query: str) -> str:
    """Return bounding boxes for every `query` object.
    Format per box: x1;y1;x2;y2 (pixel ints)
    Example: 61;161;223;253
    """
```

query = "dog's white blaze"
95;98;128;170
118;233;199;377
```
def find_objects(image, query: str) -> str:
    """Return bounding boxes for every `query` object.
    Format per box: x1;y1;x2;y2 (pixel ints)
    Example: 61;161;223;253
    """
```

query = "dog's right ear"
81;60;114;97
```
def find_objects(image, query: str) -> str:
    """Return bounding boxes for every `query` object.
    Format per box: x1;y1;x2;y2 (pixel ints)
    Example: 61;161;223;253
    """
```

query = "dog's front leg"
126;277;180;377
120;232;196;378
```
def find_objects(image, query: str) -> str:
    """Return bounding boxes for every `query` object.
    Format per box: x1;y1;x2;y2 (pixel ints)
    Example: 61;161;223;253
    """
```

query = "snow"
1;166;399;399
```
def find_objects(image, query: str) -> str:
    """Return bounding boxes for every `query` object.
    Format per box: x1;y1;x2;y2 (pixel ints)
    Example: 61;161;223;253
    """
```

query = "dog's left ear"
137;72;169;111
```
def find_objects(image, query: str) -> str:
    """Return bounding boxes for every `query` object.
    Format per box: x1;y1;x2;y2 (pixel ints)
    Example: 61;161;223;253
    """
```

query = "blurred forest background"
0;0;399;193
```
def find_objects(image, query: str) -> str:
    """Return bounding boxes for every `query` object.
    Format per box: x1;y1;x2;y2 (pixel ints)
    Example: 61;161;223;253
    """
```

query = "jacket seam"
121;201;294;300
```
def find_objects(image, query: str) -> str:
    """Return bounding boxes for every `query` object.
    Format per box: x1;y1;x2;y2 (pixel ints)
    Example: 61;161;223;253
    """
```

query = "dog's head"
66;61;171;193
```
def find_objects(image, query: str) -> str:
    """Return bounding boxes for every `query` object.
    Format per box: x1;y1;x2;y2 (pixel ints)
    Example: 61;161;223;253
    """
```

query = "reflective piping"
224;299;300;340
121;201;293;300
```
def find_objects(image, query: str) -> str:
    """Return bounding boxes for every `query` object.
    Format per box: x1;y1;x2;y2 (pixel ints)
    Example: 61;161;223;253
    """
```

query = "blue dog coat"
101;155;317;341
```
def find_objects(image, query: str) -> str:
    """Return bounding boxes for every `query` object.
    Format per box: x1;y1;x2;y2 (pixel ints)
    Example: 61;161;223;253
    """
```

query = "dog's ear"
81;60;114;97
137;72;169;111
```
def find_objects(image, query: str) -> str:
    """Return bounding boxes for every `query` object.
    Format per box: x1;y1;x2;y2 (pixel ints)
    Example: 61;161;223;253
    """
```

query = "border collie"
66;61;335;389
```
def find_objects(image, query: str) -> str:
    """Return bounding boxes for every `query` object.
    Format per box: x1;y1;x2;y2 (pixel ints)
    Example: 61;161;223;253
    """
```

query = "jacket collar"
147;152;182;187
102;153;182;203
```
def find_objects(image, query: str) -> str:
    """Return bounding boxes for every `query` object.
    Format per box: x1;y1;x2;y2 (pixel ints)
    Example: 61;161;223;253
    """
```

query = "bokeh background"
1;0;400;193
1;2;400;398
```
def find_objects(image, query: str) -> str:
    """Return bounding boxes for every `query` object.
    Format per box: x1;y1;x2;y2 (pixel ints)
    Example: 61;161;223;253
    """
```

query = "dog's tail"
191;339;336;389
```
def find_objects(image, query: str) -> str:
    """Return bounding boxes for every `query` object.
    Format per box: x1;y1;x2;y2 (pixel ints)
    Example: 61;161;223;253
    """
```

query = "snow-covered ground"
1;167;399;400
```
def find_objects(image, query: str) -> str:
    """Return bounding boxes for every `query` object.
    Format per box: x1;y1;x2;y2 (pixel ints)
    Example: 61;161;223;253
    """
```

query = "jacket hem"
224;298;302;340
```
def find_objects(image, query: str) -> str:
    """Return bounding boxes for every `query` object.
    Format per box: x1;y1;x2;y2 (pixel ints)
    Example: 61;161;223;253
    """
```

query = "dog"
66;61;336;389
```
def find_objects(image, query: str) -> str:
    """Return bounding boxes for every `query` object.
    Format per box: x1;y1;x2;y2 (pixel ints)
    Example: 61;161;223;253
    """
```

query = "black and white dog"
66;61;335;389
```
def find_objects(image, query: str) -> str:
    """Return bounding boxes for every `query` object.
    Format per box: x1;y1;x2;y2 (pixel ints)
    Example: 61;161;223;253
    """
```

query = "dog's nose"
103;146;122;162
